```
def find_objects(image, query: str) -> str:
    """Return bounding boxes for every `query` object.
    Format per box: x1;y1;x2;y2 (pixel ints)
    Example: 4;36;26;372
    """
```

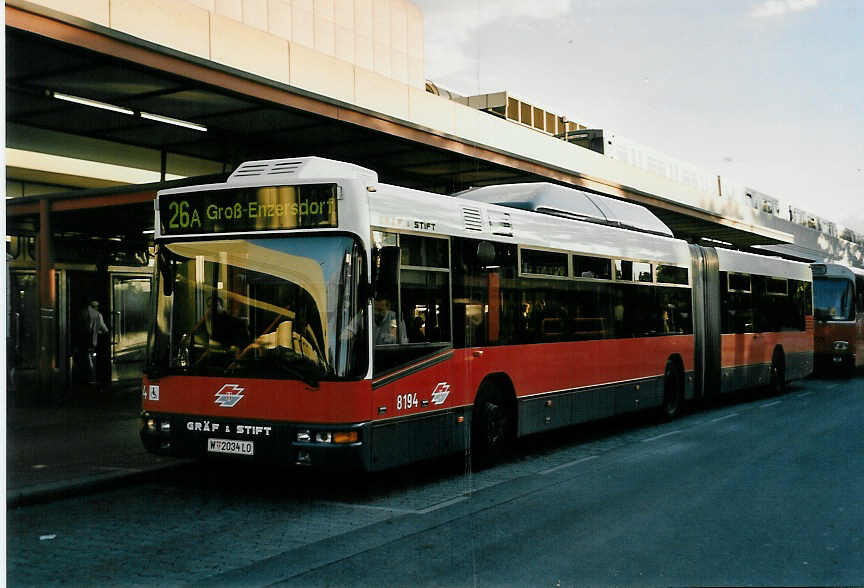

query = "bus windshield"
146;235;367;382
814;277;854;321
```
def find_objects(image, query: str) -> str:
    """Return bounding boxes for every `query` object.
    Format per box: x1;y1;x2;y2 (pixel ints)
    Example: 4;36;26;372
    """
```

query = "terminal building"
6;0;864;403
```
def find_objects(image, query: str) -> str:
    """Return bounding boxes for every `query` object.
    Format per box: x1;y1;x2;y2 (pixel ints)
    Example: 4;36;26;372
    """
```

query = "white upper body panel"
155;157;811;282
159;156;378;196
370;183;693;267
717;248;811;281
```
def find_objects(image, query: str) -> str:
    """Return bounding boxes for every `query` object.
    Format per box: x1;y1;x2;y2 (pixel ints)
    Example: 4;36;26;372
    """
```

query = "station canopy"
6;19;780;249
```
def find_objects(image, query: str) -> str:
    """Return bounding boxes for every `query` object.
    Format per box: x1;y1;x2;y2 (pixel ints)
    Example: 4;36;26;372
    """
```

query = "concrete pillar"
38;199;58;402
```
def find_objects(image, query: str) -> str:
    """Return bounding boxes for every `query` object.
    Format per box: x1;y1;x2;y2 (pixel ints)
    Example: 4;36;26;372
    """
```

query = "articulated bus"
140;157;813;471
811;262;864;375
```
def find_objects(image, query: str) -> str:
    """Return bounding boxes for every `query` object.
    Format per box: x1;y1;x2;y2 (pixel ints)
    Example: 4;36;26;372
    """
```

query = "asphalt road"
8;375;864;587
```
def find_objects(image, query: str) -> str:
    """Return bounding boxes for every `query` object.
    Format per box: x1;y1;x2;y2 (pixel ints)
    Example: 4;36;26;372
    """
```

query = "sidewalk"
6;382;189;507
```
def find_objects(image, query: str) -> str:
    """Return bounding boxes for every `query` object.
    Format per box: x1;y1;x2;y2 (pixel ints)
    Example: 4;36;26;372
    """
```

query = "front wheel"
660;360;683;420
471;385;514;468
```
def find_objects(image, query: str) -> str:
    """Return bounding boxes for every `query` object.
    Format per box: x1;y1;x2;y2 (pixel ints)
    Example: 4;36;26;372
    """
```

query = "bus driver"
205;297;250;350
374;298;405;345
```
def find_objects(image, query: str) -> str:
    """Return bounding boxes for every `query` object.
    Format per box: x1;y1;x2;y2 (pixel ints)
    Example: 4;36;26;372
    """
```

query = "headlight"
297;429;358;443
833;341;850;352
159;420;171;433
146;418;156;433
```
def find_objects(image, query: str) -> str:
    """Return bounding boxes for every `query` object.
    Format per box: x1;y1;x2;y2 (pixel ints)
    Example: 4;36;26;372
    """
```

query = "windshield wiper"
226;354;321;387
278;356;321;388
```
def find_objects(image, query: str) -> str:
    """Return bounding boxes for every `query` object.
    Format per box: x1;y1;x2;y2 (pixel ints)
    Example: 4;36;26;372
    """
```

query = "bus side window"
789;279;811;330
399;235;450;344
371;243;402;345
722;272;755;334
400;269;449;343
372;232;452;376
655;286;693;335
452;238;519;347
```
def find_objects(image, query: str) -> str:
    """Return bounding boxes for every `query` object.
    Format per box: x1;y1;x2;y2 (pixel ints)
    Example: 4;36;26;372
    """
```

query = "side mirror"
356;247;371;302
157;247;176;297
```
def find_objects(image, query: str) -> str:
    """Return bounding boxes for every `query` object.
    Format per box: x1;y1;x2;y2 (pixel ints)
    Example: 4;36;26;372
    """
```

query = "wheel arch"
475;372;518;429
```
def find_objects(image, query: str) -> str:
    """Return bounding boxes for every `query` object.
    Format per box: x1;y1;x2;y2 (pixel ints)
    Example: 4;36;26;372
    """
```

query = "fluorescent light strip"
700;236;734;247
53;92;135;116
141;111;207;132
51;91;208;132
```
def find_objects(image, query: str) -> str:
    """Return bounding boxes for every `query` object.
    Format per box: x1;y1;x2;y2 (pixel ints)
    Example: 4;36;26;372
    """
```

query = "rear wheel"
661;360;683;420
471;383;514;468
769;349;786;395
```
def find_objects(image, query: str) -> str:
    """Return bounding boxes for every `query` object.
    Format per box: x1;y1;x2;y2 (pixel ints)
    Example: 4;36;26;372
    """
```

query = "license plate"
207;438;254;456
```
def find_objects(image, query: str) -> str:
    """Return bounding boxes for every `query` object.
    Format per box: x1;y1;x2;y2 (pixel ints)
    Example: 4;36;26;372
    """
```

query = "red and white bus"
811;262;864;375
140;157;813;470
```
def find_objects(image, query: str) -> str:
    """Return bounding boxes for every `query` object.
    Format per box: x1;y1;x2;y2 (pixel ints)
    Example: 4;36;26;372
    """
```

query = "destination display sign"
159;183;338;235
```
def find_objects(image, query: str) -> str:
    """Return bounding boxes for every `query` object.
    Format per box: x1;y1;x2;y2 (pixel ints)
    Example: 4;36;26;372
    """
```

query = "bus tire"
844;356;857;378
660;360;683;420
471;382;515;468
769;348;786;395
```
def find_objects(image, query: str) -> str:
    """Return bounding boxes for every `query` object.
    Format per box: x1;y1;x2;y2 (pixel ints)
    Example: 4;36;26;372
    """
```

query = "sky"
413;0;864;232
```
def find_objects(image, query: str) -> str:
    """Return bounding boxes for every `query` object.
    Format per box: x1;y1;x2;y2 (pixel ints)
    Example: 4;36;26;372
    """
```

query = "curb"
7;458;194;508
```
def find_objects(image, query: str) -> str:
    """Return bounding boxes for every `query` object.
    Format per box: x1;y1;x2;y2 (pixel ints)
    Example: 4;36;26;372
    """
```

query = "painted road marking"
641;430;683;443
320;494;470;515
761;401;782;408
417;496;470;514
539;455;599;475
709;412;740;423
317;501;420;515
797;392;813;398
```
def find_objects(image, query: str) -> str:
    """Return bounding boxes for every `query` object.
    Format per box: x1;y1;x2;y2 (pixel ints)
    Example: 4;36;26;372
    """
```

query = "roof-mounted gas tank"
227;156;378;185
455;182;673;237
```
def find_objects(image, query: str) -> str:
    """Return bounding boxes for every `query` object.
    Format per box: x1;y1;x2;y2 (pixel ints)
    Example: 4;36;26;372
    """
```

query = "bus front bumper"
140;411;371;471
814;345;855;372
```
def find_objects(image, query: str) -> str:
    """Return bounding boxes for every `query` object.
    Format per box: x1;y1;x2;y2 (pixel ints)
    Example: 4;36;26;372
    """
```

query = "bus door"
456;241;501;389
109;271;153;383
369;232;459;468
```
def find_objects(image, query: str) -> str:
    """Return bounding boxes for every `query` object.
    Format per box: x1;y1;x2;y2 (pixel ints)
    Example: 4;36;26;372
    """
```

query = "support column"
38;199;58;403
